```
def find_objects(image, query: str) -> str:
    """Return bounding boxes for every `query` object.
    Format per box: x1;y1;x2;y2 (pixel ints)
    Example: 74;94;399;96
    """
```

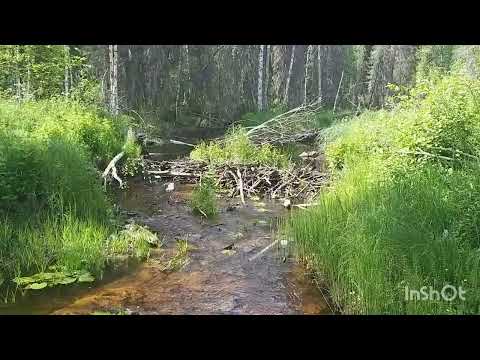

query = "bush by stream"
283;74;480;314
0;98;147;300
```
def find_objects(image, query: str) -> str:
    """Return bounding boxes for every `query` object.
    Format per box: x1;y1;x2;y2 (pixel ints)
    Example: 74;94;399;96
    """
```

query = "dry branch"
103;151;125;188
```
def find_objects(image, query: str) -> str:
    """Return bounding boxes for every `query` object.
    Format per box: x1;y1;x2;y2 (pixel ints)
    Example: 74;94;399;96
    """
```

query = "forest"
0;44;479;315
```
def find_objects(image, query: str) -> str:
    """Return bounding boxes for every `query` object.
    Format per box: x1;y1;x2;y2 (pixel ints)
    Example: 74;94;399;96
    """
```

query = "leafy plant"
13;266;95;291
189;176;218;218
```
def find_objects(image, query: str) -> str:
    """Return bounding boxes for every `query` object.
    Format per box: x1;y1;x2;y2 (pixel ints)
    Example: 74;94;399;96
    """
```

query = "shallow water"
0;127;332;315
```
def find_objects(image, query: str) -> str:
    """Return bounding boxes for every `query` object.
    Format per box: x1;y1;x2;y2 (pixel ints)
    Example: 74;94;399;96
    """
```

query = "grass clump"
283;74;480;314
190;127;290;168
107;223;159;261
189;176;218;218
0;98;144;300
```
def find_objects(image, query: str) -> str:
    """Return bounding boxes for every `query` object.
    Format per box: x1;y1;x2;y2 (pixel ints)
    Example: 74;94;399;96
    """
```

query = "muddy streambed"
0;128;332;315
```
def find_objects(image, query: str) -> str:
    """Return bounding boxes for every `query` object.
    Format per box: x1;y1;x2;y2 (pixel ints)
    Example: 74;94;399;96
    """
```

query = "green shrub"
284;73;480;314
189;176;218;218
190;127;290;168
0;98;145;300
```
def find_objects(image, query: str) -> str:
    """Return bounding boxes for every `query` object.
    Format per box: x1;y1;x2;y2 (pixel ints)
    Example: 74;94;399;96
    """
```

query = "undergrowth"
0;98;146;301
190;127;290;168
283;74;480;314
189;176;218;218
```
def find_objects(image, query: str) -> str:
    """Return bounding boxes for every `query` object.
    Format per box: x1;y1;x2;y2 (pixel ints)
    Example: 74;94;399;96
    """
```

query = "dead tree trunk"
285;45;296;107
303;45;313;104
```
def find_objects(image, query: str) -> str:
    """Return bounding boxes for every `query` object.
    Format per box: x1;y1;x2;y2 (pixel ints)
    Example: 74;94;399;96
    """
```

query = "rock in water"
166;182;175;192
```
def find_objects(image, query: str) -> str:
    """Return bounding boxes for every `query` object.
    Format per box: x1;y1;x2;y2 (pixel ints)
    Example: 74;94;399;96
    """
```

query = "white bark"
257;45;265;111
303;45;312;104
64;45;70;97
317;45;322;105
333;70;344;114
15;46;21;101
183;45;191;104
284;45;296;106
109;45;119;115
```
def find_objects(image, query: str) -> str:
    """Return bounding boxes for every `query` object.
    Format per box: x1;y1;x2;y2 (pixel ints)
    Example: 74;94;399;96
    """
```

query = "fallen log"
103;152;125;188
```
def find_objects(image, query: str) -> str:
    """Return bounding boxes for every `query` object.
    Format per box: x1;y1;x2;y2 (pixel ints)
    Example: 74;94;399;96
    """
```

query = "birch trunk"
109;45;119;115
317;45;322;105
284;45;296;106
257;45;265;111
15;46;21;101
64;45;70;97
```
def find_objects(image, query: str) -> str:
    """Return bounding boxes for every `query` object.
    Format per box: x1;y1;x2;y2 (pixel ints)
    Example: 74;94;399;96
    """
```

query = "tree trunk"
257;45;265;111
317;45;322;105
303;45;312;104
183;45;191;105
15;46;21;101
64;45;70;97
109;45;119;115
264;45;270;109
285;45;296;107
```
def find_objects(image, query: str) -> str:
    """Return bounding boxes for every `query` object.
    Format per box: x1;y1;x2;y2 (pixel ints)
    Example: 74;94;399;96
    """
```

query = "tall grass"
0;98;145;299
190;127;290;168
283;74;480;314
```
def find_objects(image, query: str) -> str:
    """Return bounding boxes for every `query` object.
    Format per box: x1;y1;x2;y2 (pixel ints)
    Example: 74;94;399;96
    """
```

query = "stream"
0;127;332;315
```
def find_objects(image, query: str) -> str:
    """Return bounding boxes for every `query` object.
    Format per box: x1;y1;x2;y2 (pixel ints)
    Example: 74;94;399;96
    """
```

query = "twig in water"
236;167;246;205
248;239;279;262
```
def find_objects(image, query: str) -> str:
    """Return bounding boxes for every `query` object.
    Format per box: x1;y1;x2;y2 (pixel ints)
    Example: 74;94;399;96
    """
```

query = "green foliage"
0;45;95;101
416;45;455;81
237;106;287;128
190;127;290;168
107;223;158;260
285;73;480;314
160;239;191;272
122;133;143;177
189;176;218;218
13;267;95;291
0;98;145;300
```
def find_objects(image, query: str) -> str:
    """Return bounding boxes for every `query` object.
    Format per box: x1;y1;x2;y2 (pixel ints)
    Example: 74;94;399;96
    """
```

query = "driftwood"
103;152;125;188
248;239;280;262
170;139;195;147
143;155;328;202
245;102;322;146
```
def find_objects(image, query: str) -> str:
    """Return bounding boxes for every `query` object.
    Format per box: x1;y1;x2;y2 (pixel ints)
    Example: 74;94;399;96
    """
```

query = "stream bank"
0;127;333;315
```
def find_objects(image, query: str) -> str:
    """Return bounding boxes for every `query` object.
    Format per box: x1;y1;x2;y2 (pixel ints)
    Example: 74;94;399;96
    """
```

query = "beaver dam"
0;125;335;315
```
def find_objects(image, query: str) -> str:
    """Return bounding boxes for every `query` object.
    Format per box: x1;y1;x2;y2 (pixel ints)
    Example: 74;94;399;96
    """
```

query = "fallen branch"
333;70;344;114
102;152;125;188
236;167;246;205
170;139;195;147
248;239;279;262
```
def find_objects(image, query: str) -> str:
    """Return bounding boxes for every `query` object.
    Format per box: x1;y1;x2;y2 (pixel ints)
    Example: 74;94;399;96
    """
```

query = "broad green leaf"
78;274;94;283
13;276;36;285
25;282;48;290
58;277;77;285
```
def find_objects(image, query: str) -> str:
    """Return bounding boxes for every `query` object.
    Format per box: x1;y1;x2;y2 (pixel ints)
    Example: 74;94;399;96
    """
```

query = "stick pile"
143;156;328;202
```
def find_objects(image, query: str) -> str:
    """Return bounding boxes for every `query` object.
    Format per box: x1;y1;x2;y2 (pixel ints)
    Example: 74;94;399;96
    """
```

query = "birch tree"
317;45;322;105
257;45;266;111
109;44;119;115
64;45;70;97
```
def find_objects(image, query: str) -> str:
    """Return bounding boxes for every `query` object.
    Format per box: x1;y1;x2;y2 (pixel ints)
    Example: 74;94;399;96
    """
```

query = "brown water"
0;127;333;315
